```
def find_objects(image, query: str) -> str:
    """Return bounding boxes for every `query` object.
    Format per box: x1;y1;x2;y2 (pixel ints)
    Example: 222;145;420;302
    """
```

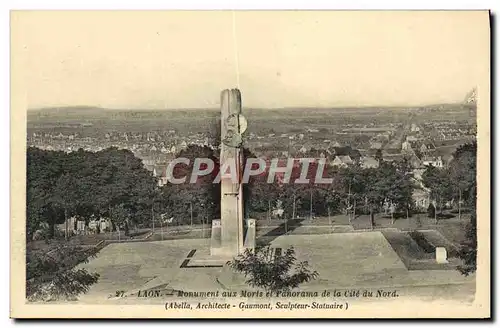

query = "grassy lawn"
29;210;469;258
254;212;469;244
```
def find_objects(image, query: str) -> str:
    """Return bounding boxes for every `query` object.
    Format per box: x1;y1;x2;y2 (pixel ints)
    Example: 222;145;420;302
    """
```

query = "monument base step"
189;249;236;267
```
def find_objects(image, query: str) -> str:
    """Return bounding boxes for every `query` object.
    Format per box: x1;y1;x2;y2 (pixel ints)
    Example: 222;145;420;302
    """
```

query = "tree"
279;184;302;220
337;166;365;220
451;142;477;276
26;147;163;302
458;203;477;276
422;164;453;215
386;160;414;222
375;149;383;165
227;246;319;293
324;185;342;218
449;142;477;210
26;246;100;302
160;144;220;225
427;203;436;219
52;173;81;240
247;172;279;216
26;147;160;237
26;148;67;239
109;203;132;236
362;166;388;227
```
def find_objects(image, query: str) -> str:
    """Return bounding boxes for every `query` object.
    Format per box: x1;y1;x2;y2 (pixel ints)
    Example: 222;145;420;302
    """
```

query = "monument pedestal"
210;220;222;256
210;220;240;258
189;252;233;267
243;219;256;252
210;218;256;259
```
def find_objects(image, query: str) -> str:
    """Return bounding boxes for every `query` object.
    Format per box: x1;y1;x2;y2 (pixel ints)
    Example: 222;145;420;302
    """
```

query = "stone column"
219;89;244;257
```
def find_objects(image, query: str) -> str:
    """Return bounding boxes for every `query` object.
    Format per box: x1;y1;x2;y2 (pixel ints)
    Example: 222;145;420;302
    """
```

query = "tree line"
26;140;477;282
27;147;158;239
27;141;477;238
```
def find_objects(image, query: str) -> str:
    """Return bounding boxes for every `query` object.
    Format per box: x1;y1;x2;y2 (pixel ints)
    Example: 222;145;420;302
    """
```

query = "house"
412;187;431;212
331;155;353;167
419;142;436;153
360;156;379;169
55;216;79;235
382;148;401;157
421;155;443;168
330;146;361;162
402;140;412;151
370;141;383;150
153;165;169;187
331;141;341;147
144;163;155;172
407;153;422;169
406;135;419;142
410;123;421;132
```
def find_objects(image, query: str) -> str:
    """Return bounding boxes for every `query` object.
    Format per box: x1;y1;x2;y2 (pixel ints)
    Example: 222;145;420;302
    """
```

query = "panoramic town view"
26;89;478;303
16;10;487;319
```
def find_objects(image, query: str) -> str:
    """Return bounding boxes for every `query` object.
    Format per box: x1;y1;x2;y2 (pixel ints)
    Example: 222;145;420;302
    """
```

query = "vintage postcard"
10;10;490;318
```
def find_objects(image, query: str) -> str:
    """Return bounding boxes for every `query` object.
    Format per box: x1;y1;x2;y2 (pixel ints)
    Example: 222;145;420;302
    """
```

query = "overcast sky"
13;11;488;109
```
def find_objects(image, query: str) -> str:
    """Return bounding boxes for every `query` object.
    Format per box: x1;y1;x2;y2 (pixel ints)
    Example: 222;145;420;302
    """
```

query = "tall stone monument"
210;89;254;258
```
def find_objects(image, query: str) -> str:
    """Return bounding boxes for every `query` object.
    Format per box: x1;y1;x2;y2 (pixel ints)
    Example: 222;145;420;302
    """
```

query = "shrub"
227;246;319;293
26;246;100;302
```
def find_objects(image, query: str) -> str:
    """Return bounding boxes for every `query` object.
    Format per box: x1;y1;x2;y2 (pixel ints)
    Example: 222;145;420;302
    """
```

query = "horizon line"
27;101;471;112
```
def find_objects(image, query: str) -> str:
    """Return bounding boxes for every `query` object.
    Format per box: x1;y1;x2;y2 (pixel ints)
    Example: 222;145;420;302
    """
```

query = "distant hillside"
27;102;473;125
28;102;468;117
27;102;474;136
27;106;219;122
27;103;472;125
28;106;110;120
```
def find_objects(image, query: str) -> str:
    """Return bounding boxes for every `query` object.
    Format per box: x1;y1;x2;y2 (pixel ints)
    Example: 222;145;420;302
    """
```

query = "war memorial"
74;89;475;306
